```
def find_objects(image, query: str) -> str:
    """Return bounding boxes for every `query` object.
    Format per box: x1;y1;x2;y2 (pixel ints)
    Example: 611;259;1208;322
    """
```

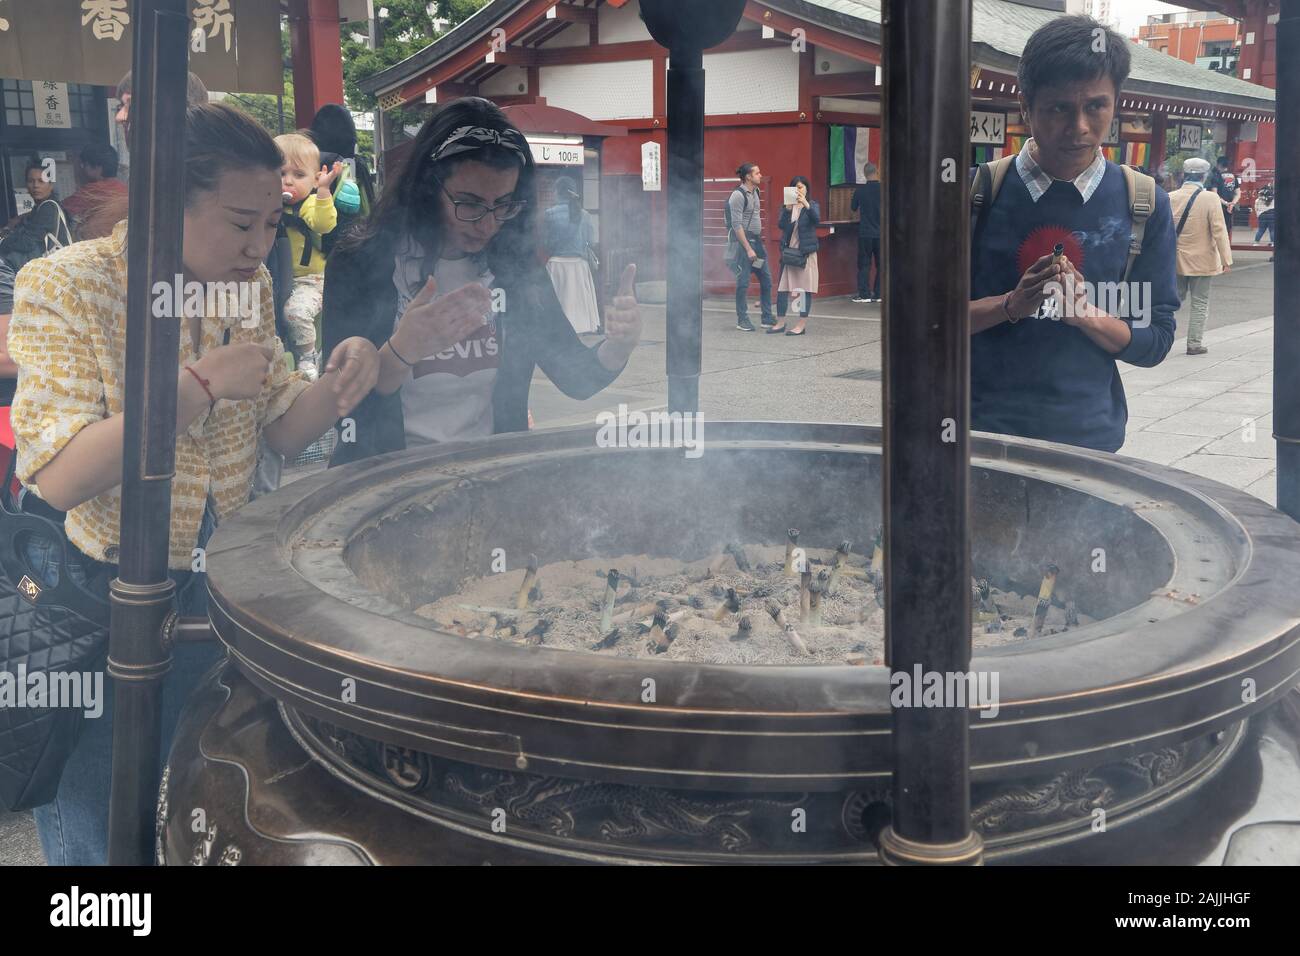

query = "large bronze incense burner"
158;423;1300;864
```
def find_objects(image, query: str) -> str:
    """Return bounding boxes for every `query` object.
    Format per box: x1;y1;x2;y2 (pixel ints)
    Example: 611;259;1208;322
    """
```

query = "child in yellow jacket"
276;132;342;380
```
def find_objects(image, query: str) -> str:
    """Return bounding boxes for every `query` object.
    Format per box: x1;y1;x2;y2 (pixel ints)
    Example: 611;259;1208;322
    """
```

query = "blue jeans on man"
734;239;774;329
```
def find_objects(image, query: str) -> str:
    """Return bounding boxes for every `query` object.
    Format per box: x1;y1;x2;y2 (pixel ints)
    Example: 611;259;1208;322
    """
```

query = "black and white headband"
431;125;530;163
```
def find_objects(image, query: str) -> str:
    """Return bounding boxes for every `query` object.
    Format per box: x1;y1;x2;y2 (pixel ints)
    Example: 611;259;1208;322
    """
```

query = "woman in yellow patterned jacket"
6;103;380;865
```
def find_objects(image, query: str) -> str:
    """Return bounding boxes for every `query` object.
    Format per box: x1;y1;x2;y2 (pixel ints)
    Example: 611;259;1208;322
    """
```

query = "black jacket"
322;229;623;467
851;181;881;238
778;200;821;254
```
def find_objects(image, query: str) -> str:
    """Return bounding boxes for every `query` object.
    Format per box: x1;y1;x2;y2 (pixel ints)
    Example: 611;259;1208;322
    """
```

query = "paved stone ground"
0;247;1275;866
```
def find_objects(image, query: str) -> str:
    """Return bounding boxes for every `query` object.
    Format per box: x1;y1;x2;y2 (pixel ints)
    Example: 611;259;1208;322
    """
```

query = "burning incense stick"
869;525;884;588
1028;564;1059;638
592;627;622;650
713;587;741;621
647;612;672;654
516;553;540;610
1052;242;1064;264
784;529;800;575
734;615;752;641
766;598;810;656
1064;600;1079;628
599;568;619;632
827;541;852;594
523;618;550;646
809;569;830;626
724;542;752;573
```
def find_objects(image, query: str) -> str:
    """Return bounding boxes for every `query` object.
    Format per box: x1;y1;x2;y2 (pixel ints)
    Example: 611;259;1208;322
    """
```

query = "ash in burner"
415;543;1092;665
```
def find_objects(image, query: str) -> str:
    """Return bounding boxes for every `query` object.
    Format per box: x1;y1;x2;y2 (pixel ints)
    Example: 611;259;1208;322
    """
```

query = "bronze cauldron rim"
205;422;1300;790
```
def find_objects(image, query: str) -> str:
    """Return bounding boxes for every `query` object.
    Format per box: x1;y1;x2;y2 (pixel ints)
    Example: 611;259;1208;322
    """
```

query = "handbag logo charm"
16;574;41;603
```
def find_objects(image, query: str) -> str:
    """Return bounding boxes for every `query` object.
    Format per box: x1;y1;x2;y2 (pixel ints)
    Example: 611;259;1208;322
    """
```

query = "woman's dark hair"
341;96;535;278
788;175;812;194
183;102;283;206
1017;15;1129;109
80;142;120;179
310;104;358;159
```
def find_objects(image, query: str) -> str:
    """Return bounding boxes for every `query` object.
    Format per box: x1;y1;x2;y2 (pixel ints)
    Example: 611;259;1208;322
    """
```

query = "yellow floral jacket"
8;222;311;569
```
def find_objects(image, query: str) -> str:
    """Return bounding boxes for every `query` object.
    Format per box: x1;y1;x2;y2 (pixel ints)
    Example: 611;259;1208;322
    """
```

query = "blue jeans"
25;498;225;865
734;242;773;324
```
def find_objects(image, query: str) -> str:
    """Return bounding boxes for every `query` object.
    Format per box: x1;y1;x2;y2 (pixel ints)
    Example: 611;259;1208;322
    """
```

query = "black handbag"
781;245;809;268
0;452;112;811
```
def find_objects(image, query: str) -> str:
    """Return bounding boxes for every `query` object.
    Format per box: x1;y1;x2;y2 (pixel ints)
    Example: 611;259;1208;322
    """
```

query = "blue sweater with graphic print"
970;162;1178;452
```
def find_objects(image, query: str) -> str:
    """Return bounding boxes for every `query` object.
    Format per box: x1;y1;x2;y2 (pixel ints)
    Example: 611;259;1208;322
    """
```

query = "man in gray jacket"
727;162;774;331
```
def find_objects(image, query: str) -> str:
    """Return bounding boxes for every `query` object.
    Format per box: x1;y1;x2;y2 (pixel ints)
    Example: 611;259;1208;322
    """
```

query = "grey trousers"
1176;274;1214;349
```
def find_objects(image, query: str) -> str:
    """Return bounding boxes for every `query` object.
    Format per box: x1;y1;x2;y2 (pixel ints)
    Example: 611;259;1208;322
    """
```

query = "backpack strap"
970;155;1016;248
1121;164;1156;284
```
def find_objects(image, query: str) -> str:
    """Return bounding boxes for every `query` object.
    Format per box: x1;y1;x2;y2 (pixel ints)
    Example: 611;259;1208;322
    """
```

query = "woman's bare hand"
191;343;275;401
320;336;380;417
391;277;492;361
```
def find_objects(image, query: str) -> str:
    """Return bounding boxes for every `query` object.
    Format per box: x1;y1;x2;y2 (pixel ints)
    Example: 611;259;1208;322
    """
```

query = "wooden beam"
545;3;597;23
810;70;875;97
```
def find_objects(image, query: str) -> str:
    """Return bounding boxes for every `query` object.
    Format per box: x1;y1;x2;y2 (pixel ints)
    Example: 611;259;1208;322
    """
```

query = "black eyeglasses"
432;176;528;222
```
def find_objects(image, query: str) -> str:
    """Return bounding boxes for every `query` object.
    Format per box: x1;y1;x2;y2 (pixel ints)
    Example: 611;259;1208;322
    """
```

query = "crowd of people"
0;89;640;865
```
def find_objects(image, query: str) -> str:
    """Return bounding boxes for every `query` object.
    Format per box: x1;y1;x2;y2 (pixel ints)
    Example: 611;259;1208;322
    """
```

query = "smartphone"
783;186;798;206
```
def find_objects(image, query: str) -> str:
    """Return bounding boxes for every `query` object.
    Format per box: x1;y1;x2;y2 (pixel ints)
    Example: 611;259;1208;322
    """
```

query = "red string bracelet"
184;365;216;405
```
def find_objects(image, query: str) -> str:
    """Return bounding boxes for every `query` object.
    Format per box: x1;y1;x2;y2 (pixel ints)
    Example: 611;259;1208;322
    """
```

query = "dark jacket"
851;181;881;238
322;229;623;467
778;200;821;254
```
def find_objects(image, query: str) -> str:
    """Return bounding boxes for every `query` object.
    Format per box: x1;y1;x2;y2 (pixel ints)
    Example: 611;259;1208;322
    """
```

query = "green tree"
341;0;490;136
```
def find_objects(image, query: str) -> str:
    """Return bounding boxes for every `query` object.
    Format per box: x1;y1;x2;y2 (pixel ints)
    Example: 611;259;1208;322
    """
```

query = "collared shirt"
1015;137;1108;204
9;221;312;569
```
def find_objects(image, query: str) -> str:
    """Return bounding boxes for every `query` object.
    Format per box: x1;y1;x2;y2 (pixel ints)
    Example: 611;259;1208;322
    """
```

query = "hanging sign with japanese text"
33;81;72;128
969;110;1006;146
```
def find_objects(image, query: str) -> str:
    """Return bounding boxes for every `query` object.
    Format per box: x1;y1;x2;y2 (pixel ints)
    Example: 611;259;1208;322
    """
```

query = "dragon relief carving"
971;769;1115;834
445;769;801;852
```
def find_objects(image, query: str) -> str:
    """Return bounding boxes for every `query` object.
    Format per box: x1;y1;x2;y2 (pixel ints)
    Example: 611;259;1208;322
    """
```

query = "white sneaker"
851;296;870;303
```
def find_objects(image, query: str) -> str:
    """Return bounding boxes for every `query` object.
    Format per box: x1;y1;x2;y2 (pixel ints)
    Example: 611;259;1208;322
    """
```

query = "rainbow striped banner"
1124;141;1151;168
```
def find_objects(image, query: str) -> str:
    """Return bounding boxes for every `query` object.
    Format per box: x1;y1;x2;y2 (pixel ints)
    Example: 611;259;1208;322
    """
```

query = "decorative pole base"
877;826;984;866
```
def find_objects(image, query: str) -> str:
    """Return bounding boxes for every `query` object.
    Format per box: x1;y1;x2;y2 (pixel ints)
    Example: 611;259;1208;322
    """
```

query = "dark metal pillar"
107;0;190;866
1275;1;1300;517
664;47;705;414
876;0;983;866
640;0;746;415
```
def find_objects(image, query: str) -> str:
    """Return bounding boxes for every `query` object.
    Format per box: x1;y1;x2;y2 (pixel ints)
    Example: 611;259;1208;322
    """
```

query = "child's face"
281;161;314;203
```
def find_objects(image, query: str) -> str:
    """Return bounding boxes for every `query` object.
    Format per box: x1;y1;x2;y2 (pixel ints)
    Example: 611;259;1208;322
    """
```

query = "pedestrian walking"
773;176;820;335
851;162;881;302
1169;157;1232;356
1206;155;1241;238
543;174;601;334
1254;182;1275;250
726;162;773;331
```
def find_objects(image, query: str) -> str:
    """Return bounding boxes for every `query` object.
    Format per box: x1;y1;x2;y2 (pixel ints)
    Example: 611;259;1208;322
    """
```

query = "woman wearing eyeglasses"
322;98;641;463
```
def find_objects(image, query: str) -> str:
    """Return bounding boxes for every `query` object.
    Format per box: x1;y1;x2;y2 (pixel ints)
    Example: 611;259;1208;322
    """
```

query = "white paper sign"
34;81;71;129
641;141;661;191
1104;117;1120;145
13;190;35;216
529;142;583;166
969;110;1005;145
1178;123;1201;150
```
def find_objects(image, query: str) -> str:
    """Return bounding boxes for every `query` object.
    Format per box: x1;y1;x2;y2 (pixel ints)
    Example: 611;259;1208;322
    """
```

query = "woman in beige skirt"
773;175;820;335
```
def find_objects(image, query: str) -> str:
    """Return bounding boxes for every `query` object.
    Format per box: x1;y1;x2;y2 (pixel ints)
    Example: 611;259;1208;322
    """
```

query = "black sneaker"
736;318;756;332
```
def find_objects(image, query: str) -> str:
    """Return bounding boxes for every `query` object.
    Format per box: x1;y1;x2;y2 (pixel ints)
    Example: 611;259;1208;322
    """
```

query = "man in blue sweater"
970;15;1178;453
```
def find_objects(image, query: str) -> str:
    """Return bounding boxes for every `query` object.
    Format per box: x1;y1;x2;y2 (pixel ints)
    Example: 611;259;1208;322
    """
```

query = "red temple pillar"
1149;111;1168;173
288;0;345;130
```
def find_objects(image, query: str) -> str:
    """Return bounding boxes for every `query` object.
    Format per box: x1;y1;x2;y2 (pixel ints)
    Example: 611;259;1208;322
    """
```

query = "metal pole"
107;0;190;866
1275;0;1300;517
876;0;983;866
665;46;704;414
